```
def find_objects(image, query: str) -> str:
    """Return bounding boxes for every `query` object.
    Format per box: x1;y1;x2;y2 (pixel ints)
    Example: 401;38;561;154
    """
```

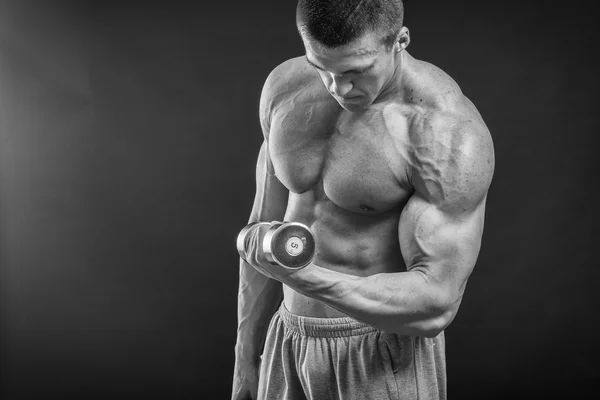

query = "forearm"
289;264;451;337
234;258;283;367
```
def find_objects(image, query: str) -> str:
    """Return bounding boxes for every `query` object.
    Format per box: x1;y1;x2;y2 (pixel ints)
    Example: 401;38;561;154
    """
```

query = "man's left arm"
283;120;495;337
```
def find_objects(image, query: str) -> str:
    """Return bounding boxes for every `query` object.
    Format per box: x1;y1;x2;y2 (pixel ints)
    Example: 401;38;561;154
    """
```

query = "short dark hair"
296;0;404;49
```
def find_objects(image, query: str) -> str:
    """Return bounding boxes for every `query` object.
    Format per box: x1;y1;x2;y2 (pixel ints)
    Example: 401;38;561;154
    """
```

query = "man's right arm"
232;139;289;399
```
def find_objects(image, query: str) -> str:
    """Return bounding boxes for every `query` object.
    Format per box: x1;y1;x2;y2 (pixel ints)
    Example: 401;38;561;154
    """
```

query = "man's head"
297;0;410;111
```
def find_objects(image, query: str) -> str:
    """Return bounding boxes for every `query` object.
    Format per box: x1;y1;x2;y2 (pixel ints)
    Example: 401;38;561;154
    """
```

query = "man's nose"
329;75;353;97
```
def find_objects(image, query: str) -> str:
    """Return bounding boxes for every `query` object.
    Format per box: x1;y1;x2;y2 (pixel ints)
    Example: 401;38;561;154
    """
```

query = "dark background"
1;0;598;398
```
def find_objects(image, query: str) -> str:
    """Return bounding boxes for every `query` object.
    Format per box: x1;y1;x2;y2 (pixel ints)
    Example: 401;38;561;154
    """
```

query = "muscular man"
232;1;494;399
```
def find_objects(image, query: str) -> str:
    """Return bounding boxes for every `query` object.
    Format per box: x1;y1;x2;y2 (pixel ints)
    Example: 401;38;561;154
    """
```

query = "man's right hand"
231;363;260;400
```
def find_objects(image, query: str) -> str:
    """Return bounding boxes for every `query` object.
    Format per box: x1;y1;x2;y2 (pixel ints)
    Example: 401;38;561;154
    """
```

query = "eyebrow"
305;55;375;74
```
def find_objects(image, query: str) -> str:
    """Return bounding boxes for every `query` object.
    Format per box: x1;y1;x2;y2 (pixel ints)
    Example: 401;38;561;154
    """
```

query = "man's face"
302;30;398;112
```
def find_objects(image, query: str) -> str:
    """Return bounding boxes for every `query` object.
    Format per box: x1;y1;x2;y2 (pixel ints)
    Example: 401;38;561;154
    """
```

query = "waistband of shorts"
277;302;379;338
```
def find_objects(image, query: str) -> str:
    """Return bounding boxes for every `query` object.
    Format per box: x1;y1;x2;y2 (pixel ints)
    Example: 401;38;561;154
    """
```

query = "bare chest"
270;108;413;214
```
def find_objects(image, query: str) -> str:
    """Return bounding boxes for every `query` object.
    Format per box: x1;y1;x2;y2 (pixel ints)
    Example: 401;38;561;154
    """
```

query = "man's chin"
337;97;369;112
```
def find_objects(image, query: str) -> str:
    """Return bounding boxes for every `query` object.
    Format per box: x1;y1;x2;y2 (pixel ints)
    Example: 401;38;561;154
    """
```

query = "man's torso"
264;53;485;318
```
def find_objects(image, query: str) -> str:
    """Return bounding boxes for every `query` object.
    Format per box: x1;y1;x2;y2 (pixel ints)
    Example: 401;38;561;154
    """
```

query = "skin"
232;25;494;400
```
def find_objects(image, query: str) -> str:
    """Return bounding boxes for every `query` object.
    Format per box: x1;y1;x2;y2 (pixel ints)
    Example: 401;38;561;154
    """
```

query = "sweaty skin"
255;50;494;328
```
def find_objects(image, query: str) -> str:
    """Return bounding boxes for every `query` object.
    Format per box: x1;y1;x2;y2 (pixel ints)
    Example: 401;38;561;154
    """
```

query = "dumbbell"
236;221;316;269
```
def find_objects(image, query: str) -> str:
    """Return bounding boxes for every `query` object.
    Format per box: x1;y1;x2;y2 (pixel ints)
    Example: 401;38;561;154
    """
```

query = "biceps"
398;193;484;282
249;141;289;222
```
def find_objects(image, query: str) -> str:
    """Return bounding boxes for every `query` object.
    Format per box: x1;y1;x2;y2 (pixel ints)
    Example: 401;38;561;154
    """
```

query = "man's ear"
396;26;410;52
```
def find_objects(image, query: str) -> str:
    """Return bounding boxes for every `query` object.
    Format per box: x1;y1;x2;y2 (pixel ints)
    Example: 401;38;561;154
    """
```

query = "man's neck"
375;50;411;105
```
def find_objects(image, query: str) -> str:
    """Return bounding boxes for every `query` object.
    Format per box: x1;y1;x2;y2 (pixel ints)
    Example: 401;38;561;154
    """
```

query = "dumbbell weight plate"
263;222;315;269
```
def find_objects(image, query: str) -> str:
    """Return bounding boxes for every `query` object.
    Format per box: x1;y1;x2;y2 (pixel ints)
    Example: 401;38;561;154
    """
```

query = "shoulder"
259;56;337;138
382;56;495;212
379;58;495;213
408;104;495;213
261;56;316;97
259;57;321;129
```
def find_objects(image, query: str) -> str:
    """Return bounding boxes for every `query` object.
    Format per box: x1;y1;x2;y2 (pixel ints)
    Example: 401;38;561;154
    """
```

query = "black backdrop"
1;0;599;398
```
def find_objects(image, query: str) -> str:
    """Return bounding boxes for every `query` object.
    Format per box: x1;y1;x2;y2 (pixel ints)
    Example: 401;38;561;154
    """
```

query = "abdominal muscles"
282;188;409;318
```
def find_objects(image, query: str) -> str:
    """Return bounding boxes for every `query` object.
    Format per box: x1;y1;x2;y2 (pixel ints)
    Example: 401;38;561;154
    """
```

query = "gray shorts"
258;303;446;400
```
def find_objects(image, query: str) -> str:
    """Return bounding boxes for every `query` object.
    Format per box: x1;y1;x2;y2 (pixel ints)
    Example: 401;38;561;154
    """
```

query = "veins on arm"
409;112;494;211
398;112;495;317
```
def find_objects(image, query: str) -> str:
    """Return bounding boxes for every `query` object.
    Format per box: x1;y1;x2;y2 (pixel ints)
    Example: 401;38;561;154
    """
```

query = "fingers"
247;222;273;268
237;222;270;263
